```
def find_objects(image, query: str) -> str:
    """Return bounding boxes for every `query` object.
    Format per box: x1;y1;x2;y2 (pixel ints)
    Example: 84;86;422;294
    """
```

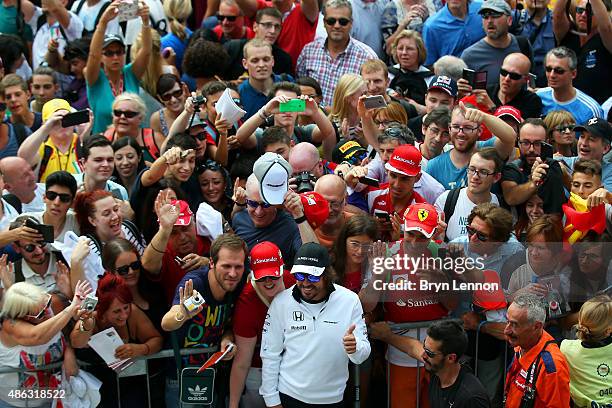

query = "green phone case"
279;99;306;112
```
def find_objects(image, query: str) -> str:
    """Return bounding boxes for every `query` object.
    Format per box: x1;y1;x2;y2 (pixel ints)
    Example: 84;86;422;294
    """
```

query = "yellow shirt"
37;134;82;182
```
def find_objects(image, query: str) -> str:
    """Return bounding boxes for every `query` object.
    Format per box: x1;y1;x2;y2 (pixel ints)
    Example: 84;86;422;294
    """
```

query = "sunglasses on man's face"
22;243;46;253
466;226;489;242
115;260;141;276
246;199;272;209
160;89;183;102
45;190;73;203
113;109;139;119
575;6;587;14
217;14;238;21
545;66;567;75
293;272;322;283
422;342;442;358
324;17;351;26
499;68;524;81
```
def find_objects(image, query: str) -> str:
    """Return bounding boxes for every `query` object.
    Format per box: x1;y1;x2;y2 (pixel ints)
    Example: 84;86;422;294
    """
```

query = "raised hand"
0;254;14;290
458;101;485;124
53;261;73;299
178;279;204;318
232;178;246;205
343;324;357;354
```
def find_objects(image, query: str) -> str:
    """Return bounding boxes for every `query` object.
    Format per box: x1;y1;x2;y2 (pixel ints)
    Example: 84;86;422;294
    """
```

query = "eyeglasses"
102;49;126;57
293;272;322;283
553;124;575;133
324;17;351;26
22;243;46;253
499;68;524;81
481;11;504;18
450;124;479;134
255;275;282;282
545;66;567;75
160;89;183;102
575;6;587;14
113;109;139;118
26;294;52;319
422;342;442;358
45;190;72;203
518;140;544;149
115;260;141;276
217;14;238;21
427;125;450;138
347;241;372;251
466;226;489;242
258;22;281;31
467;167;496;178
246;199;272;209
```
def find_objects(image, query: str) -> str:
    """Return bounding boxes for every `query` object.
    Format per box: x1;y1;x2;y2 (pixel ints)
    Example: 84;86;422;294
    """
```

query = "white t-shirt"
20;184;47;214
434;188;499;241
70;0;121;36
24;211;80;242
32;11;84;69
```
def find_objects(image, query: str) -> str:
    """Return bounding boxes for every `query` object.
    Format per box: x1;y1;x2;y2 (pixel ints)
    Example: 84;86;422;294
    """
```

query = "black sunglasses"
466;226;489;242
115;260;141;276
45;190;73;203
545;66;567;75
102;49;125;57
22;243;46;253
324;17;351;26
217;14;238;21
246;199;272;209
160;89;183;102
422;342;442;358
499;68;524;81
481;11;504;18
113;109;139;118
26;295;52;319
553;124;575;133
255;275;282;282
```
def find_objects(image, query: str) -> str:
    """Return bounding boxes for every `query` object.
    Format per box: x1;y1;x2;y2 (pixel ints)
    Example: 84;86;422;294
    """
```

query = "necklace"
109;74;124;98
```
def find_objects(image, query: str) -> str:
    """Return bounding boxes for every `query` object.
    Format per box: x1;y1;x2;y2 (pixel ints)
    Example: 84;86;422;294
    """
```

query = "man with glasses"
261;242;370;408
224;7;293;80
461;0;532;88
425;102;516;190
369;320;491;408
501;119;566;211
297;0;377;106
480;53;543;119
553;0;612;105
435;148;503;242
536;47;603;125
211;0;254;42
418;106;451;166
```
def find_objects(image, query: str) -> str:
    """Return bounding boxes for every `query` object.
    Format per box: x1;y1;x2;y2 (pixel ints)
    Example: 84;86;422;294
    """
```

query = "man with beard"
260;242;370;407
501;119;565;212
369;320;491;408
480;53;543;119
553;0;612;105
161;233;246;407
461;0;532;88
425;102;516;190
503;293;570;408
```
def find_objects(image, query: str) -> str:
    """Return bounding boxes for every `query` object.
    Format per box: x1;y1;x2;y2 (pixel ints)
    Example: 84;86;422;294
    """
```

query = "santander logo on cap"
392;155;418;166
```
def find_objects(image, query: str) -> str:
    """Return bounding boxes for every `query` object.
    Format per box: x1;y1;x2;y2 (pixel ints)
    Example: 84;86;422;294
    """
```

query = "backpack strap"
85;233;103;256
443;187;462;242
38;144;55;181
2;194;22;214
14;259;25;284
516;35;533;64
123;219;145;249
91;2;111;35
141;128;160;159
74;0;86;15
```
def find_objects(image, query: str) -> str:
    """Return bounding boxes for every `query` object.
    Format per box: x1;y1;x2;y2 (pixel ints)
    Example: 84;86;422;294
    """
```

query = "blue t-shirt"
425;138;496;190
0;123;21;159
238;73;294;119
537;87;603;125
232;209;302;268
161;28;193;72
87;63;141;134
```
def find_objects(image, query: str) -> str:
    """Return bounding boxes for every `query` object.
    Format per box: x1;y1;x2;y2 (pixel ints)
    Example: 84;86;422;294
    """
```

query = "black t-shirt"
561;32;612;105
408;114;425;142
486;85;543;119
223;40;294;80
429;366;491;408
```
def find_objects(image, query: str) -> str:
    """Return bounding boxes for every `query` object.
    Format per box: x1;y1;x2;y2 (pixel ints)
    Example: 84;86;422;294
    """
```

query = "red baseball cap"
250;241;284;280
494;105;523;124
299;192;329;229
385;145;422;176
404;203;439;238
168;200;193;226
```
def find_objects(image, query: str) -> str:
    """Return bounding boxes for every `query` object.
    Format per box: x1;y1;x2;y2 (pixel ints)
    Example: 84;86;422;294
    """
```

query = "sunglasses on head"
22;243;46;253
324;17;351;26
293;272;322;283
26;294;52;319
499;68;524;81
545;66;567;75
246;199;272;209
160;89;183;102
45;190;72;203
466;226;489;242
196;160;223;174
113;109;139;119
217;14;238;21
115;260;141;276
102;49;125;57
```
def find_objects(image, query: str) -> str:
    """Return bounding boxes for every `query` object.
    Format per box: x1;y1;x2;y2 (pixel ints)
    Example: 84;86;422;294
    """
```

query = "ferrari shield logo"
417;209;429;222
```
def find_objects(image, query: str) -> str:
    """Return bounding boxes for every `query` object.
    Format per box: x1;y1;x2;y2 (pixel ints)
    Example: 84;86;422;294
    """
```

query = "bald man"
289;142;338;181
0;157;46;214
481;53;543;119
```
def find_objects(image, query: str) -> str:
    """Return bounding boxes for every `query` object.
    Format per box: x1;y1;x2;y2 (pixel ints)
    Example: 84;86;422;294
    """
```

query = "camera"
192;95;206;109
184;292;205;313
81;293;98;312
296;171;315;194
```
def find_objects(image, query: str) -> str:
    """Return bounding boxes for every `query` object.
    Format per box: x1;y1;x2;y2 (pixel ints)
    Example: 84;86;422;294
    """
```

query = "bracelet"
235;202;246;207
150;241;165;253
294;215;307;224
79;318;94;332
257;108;269;121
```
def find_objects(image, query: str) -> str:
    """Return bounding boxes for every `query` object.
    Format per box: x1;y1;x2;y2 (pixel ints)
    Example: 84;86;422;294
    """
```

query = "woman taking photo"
104;92;166;163
112;137;146;197
543;110;577;157
0;280;91;407
332;214;379;293
150;74;188;137
70;273;163;407
329;74;367;145
86;1;152;134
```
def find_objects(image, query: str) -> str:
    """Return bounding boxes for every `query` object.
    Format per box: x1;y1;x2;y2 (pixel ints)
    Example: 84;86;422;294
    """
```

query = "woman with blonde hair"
329;74;367;145
161;0;193;72
104;92;166;163
543;110;577;157
560;295;612;408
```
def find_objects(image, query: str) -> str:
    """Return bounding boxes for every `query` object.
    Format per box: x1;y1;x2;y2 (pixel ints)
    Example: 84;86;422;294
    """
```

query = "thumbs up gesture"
458;101;485;124
343;324;357;354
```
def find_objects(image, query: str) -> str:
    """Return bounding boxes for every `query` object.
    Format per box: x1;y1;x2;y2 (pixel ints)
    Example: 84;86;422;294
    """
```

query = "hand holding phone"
61;110;89;128
363;95;387;110
279;99;306;113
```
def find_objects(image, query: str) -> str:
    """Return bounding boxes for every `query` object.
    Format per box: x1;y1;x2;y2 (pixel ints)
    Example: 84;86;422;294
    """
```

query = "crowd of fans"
0;0;611;406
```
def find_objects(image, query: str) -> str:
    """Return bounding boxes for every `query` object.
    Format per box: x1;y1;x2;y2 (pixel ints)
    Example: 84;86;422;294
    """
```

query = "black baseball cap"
291;243;330;277
332;139;367;164
574;117;612;143
102;34;125;49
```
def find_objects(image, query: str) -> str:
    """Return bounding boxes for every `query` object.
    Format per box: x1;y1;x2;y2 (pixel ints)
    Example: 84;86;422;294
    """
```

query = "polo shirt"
486;85;543;119
19;252;58;293
422;1;485;66
239;73;293;119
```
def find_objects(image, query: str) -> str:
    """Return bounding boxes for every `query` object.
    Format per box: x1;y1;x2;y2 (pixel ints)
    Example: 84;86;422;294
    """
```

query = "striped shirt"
537;87;604;125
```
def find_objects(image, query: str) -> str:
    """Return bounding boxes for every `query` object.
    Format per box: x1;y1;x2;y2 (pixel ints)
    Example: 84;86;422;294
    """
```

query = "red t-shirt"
233;273;295;367
276;4;317;67
212;25;255;42
343;270;362;294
